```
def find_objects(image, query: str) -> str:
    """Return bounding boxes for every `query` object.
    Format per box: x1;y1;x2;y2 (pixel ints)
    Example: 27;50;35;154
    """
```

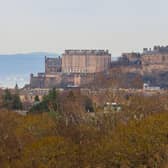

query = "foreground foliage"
1;109;168;168
2;89;22;110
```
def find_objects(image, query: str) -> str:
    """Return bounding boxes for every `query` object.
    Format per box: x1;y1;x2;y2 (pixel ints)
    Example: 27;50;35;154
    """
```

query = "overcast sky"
0;0;168;56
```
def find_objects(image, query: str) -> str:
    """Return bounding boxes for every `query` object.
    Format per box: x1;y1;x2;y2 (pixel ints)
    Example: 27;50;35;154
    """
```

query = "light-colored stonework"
62;50;111;73
29;46;168;89
30;50;111;88
141;46;168;73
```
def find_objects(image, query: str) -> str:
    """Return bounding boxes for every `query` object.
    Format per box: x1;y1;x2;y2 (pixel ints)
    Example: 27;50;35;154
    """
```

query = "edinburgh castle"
30;50;111;88
30;46;168;89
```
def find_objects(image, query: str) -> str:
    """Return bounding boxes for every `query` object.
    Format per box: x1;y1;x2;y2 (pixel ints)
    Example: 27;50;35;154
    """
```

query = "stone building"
112;52;141;67
115;46;168;72
28;46;168;89
121;52;141;65
30;50;111;88
30;73;45;88
62;50;111;73
45;56;62;74
61;73;95;87
142;46;168;72
30;56;62;88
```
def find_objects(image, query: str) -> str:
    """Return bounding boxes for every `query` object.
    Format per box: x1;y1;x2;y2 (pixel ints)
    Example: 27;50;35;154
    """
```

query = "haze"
0;0;168;56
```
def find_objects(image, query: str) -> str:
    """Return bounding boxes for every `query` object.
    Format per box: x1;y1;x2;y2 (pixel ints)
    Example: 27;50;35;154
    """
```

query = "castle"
116;46;168;88
30;50;111;88
30;46;168;89
119;46;168;68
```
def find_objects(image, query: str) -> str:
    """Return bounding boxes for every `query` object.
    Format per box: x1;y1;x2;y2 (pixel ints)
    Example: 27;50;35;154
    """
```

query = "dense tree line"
2;89;22;110
1;109;168;167
30;88;94;115
1;89;168;167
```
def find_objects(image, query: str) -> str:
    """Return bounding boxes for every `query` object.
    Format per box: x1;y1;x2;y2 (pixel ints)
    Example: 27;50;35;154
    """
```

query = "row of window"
63;68;87;73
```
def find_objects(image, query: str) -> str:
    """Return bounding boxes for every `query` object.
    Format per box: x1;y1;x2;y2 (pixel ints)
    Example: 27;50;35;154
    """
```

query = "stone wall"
45;56;62;74
30;74;45;88
122;52;141;63
142;53;168;65
62;50;111;73
141;53;168;73
29;47;168;89
44;73;63;88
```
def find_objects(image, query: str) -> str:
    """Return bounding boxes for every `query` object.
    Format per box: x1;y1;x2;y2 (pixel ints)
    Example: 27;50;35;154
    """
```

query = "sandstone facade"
30;50;111;88
45;56;62;74
142;46;168;73
29;46;168;89
62;50;111;73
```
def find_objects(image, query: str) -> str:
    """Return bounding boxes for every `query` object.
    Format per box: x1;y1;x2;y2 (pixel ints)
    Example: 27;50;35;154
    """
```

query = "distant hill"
0;52;60;57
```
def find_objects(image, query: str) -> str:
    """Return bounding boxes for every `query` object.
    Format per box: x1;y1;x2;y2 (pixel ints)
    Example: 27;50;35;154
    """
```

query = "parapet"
64;49;110;55
143;45;168;54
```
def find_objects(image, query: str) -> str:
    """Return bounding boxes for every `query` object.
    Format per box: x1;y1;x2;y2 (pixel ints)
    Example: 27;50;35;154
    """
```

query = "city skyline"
0;0;168;56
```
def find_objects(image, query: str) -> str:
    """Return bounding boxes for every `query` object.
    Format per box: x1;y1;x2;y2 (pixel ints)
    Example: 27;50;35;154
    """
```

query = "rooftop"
143;46;168;55
64;49;111;55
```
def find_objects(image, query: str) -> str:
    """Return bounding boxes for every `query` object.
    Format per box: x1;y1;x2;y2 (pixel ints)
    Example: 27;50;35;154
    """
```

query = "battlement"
62;50;111;73
64;49;110;56
143;45;168;54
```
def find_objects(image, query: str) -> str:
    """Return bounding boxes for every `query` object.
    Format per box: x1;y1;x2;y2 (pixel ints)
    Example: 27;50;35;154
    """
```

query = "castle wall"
118;52;141;66
44;73;62;88
62;50;111;73
45;56;62;74
142;53;168;65
30;50;112;88
142;53;168;73
30;74;45;88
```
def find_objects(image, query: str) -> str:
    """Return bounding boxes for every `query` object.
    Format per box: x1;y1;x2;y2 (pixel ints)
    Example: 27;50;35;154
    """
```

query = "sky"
0;0;168;56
